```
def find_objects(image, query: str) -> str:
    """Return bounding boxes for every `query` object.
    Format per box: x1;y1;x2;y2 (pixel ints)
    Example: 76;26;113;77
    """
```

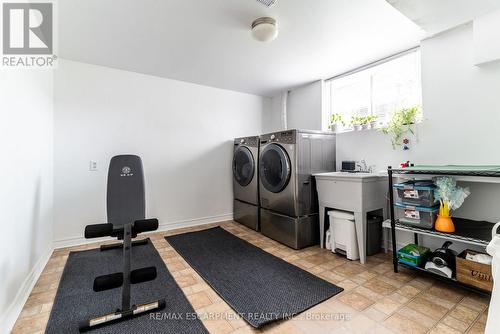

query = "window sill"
331;126;380;135
330;120;422;135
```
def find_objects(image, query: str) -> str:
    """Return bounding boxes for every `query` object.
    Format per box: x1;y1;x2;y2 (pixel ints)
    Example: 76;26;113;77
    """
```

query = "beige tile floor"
12;221;490;334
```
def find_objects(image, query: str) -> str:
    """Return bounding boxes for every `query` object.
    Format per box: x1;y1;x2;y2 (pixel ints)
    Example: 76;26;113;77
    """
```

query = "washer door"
233;146;255;186
260;143;291;193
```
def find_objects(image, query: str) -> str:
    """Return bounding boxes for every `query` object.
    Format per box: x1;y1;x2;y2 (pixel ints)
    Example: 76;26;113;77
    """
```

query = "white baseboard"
52;213;234;249
0;245;53;334
52;234;111;249
157;213;233;231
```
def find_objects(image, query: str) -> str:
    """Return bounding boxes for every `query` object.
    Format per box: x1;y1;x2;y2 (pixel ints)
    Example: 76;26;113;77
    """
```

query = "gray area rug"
165;227;343;328
45;239;208;334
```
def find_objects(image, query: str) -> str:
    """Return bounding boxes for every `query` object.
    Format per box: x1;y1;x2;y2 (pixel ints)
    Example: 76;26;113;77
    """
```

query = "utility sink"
313;170;388;264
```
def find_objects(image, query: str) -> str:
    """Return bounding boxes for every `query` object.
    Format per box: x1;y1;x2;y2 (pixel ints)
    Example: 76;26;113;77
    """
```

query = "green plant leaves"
379;106;420;149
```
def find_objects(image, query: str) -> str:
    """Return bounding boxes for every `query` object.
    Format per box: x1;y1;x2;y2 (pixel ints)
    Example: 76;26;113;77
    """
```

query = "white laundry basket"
328;210;359;260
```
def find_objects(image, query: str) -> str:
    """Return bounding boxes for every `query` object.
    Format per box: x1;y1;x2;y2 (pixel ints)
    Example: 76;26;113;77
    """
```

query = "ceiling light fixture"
251;17;278;42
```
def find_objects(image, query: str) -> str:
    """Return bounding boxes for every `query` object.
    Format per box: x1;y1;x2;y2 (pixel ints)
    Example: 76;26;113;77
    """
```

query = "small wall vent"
256;0;276;7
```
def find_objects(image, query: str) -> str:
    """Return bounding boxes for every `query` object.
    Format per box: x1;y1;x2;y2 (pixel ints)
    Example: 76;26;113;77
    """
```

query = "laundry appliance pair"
233;129;336;249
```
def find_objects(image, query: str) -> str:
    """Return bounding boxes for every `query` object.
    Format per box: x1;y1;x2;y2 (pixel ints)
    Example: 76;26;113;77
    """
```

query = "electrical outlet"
89;160;98;171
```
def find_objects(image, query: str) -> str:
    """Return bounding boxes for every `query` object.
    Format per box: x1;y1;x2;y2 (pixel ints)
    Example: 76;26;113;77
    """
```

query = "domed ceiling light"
251;17;278;42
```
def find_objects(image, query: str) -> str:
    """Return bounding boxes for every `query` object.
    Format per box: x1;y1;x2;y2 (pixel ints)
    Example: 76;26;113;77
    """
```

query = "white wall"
53;60;265;245
336;24;500;249
337;24;500;171
287;81;326;131
473;9;500;65
0;70;54;331
278;24;500;250
262;93;282;134
265;81;332;133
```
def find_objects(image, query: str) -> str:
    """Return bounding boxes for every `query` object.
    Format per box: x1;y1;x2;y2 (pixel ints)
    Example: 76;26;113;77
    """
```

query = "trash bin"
366;216;383;256
328;210;359;260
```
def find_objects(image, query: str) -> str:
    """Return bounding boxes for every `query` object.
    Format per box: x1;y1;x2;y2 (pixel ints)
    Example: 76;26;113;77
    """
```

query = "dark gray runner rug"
165;227;343;328
45;239;207;334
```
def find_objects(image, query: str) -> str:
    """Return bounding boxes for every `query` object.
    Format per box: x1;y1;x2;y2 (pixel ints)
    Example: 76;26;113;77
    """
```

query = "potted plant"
350;116;363;131
361;116;370;130
434;177;470;233
329;113;345;132
351;116;371;130
379;106;421;149
366;115;378;129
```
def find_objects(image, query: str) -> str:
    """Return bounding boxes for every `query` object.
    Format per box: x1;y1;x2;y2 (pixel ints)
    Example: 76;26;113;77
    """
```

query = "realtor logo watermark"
2;1;56;68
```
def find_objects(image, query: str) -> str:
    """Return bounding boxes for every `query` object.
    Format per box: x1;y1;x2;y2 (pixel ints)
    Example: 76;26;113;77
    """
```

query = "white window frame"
325;47;422;132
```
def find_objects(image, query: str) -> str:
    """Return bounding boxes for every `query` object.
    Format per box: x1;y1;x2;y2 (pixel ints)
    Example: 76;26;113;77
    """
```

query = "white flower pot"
353;125;362;131
369;121;377;129
361;124;369;130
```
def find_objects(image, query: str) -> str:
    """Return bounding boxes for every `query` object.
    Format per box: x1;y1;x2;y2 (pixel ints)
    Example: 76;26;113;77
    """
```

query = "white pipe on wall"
281;90;288;130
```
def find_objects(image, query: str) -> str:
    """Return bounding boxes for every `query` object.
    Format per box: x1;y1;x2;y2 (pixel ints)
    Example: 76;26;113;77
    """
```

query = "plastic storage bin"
395;203;439;229
328;210;359;260
398;244;430;267
393;180;436;207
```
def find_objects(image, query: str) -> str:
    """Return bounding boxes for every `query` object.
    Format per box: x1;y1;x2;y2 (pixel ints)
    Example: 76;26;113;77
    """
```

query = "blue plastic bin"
393;180;436;207
395;202;439;229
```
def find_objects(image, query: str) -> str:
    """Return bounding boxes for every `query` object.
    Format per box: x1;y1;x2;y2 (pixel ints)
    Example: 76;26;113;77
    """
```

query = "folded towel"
466;252;492;265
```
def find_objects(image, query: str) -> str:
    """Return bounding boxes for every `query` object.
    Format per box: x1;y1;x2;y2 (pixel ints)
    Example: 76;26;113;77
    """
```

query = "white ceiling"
387;0;500;36
58;0;424;97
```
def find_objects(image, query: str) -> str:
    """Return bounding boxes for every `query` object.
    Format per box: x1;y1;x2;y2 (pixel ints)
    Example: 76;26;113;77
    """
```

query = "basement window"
325;48;422;132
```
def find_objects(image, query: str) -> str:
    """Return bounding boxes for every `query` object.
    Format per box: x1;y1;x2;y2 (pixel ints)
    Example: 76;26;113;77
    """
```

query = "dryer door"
233;146;255;186
260;143;291;193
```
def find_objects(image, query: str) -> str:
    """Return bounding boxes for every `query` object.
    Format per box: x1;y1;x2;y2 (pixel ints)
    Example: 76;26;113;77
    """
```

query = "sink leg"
384;227;389;253
319;205;326;248
382;207;388;253
354;211;367;264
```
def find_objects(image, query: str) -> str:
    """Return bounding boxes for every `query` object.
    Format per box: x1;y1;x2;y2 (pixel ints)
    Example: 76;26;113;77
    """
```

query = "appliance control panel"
234;136;259;147
260;130;296;144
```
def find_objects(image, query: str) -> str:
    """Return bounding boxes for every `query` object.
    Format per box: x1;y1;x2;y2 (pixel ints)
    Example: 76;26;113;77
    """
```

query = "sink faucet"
357;160;368;172
356;160;374;173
